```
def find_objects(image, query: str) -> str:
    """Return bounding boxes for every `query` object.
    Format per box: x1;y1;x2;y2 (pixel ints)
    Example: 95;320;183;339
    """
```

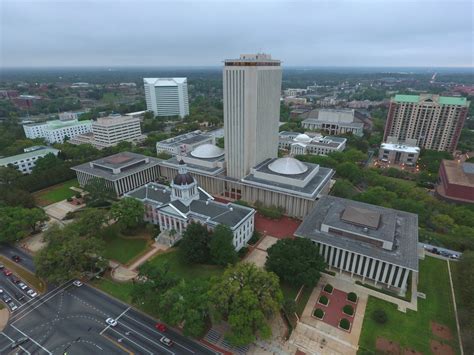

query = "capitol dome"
191;144;224;159
294;133;312;143
268;157;308;175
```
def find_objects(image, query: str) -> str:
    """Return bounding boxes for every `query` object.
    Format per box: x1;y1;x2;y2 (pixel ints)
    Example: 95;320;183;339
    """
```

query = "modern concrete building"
279;131;346;156
436;160;474;204
384;94;470;152
126;161;255;250
156;130;214;156
296;195;419;295
72;152;161;196
378;137;420;166
23;119;92;143
223;53;282;179
69;115;145;149
0;146;60;174
301;109;364;136
143;78;189;118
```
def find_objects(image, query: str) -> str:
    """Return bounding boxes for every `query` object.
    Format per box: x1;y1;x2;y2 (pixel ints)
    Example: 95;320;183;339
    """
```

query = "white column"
401;269;410;292
362;257;370;282
388;265;397;287
324;244;330;260
357;255;364;275
334;248;340;269
329;247;335;268
381;264;389;284
339;250;346;273
374;262;383;285
351;254;357;277
369;260;377;279
394;267;403;288
319;243;323;256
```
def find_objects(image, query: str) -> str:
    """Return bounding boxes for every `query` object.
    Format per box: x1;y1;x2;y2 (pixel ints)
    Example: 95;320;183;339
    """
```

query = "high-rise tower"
223;53;282;179
143;78;189;118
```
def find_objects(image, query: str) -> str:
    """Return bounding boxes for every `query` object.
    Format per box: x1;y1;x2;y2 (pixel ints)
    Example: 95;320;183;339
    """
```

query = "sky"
1;0;473;68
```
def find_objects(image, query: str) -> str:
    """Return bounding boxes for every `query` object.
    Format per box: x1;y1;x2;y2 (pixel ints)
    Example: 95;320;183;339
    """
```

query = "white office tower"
92;115;143;146
223;53;282;179
143;78;189;118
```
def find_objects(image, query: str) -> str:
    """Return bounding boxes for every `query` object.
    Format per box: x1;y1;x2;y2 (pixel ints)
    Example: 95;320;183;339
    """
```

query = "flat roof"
381;143;420;154
393;94;468;106
441;160;474;187
156;130;212;148
24;119;92;130
0;147;59;165
93;115;139;126
295;196;419;270
341;206;381;229
143;78;187;86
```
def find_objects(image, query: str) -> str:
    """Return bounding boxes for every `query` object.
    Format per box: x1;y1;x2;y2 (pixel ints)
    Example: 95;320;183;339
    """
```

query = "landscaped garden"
33;179;79;206
358;256;459;354
100;225;151;265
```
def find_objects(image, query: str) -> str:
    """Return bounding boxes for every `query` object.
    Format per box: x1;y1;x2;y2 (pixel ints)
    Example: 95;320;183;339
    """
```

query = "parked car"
11;255;21;263
106;318;117;327
2;295;12;303
11;277;20;284
160;336;173;347
0;288;3;294
0;264;4;270
450;254;460;260
18;283;28;290
3;269;12;276
73;280;83;287
14;293;25;301
26;289;37;298
155;323;167;332
8;302;18;311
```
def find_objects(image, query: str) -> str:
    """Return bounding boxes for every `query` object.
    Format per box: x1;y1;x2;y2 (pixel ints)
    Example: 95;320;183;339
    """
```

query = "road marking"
102;334;134;355
117;322;175;354
100;306;131;335
0;331;32;354
123;314;196;353
11;324;52;355
105;327;154;355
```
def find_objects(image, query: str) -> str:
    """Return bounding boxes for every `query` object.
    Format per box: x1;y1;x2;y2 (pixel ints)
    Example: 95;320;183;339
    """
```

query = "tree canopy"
178;222;212;264
209;224;238;266
110;197;145;231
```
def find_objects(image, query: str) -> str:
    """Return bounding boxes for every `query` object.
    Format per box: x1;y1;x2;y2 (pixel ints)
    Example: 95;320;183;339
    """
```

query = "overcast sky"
1;0;473;68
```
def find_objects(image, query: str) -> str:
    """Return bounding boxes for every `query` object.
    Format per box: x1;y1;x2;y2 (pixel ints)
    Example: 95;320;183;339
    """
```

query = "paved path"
447;260;464;355
128;243;168;271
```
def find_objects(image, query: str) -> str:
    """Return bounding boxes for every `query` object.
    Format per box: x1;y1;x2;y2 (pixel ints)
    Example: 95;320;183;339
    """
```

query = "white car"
73;280;83;287
8;302;18;311
0;288;3;294
160;336;173;347
106;318;118;327
18;283;28;290
27;289;37;298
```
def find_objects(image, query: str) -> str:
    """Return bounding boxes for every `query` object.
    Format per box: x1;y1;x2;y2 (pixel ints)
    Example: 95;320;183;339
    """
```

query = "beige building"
384;94;470;152
379;137;420;166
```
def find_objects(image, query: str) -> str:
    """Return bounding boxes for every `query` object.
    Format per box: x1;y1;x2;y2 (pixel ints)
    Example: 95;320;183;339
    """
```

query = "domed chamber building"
125;160;255;250
278;131;347;156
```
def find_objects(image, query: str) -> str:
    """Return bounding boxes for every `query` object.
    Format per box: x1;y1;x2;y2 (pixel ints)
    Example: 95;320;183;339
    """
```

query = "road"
419;242;462;259
0;245;36;273
0;248;218;355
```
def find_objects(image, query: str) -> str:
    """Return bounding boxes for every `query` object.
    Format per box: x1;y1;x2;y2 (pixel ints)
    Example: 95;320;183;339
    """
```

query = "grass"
0;256;46;293
33;179;79;206
281;282;313;317
145;249;223;282
358;256;459;354
100;225;150;265
91;276;134;304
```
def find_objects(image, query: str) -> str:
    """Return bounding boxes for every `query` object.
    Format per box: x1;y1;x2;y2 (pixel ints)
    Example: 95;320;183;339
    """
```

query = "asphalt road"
1;281;218;355
0;245;36;273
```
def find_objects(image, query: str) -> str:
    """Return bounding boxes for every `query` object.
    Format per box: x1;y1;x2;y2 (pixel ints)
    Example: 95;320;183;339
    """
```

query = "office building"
279;132;346;156
59;111;85;121
72;152;161;196
436;160;474;204
143;78;189;118
378;137;420;166
23;119;92;143
0;146;60;174
301;109;364;136
384;94;470;152
126;161;255;250
156;130;214;156
296;195;419;295
223;53;282;179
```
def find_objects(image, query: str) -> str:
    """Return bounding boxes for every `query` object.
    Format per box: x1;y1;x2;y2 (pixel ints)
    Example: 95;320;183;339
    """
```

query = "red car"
3;269;12;276
11;255;21;263
155;323;166;332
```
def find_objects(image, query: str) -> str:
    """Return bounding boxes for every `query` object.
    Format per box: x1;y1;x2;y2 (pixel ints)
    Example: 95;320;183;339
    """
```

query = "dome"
190;144;224;159
268;157;308;175
173;172;194;185
294;133;312;143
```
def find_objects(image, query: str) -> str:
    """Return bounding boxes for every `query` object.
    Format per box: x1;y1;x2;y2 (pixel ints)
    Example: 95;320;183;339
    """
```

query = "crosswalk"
204;328;249;354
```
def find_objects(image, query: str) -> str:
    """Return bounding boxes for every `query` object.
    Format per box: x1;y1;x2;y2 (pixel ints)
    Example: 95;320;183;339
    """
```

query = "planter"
318;295;329;306
338;318;352;332
323;284;334;294
313;308;325;320
347;292;358;303
342;304;355;317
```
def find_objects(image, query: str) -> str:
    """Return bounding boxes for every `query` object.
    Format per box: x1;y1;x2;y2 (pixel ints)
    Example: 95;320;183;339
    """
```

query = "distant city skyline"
1;0;473;68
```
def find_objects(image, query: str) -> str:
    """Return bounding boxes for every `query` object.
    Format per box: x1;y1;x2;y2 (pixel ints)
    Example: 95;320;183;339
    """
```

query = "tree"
83;177;115;207
0;207;46;243
178;222;211;264
266;238;326;287
336;162;364;184
110;198;144;231
73;208;108;236
157;279;210;337
32;153;64;173
331;179;356;198
23;208;48;234
34;224;105;283
209;263;283;346
209;225;238;266
0;166;22;185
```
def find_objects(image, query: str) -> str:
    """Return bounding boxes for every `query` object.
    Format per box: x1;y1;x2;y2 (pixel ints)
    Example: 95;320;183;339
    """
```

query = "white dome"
268;157;308;175
294;133;312;143
190;144;224;159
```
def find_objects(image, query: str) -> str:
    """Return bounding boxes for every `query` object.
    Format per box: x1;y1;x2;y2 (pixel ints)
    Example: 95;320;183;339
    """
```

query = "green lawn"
101;225;150;265
92;277;134;304
145;249;224;282
33;179;79;206
358;256;459;354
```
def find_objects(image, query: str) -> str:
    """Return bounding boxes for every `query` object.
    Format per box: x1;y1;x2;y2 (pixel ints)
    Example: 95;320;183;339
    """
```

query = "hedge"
343;304;354;316
324;284;333;293
339;318;350;330
347;292;357;302
319;295;329;305
313;308;324;319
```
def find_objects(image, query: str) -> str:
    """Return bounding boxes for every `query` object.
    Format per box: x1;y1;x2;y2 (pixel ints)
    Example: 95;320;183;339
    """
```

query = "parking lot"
0;280;217;354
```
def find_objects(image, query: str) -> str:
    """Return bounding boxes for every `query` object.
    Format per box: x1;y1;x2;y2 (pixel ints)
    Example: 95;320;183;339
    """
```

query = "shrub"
75;192;82;198
339;318;350;330
238;247;249;258
324;284;333;293
372;309;388;324
319;295;329;305
248;231;262;245
66;197;73;202
347;292;357;302
255;201;285;219
343;304;354;316
313;308;324;319
283;298;296;315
